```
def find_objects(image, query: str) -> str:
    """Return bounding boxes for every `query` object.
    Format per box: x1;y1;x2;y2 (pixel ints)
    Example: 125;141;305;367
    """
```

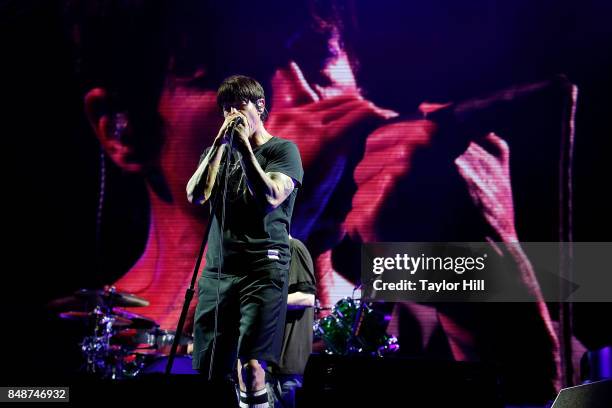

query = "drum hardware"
111;329;194;378
52;286;169;379
113;328;193;351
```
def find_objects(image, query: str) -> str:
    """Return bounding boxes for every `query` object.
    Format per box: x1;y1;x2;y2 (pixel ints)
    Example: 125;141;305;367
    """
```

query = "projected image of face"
70;1;563;399
77;1;398;328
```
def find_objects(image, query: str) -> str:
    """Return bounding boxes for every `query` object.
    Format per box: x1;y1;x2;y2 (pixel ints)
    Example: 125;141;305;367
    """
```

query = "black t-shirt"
275;238;316;375
202;136;303;274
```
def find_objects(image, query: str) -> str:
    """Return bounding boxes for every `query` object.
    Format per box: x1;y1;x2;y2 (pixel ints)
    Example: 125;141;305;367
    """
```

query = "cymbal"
112;308;157;330
48;288;149;311
59;311;133;327
74;288;150;308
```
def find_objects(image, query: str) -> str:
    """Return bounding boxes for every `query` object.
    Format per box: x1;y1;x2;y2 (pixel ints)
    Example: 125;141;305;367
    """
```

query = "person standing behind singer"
187;75;304;407
268;237;316;407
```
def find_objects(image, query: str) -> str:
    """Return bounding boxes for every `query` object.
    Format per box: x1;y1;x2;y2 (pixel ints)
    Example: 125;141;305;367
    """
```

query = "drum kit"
49;286;195;379
313;297;399;357
51;286;396;378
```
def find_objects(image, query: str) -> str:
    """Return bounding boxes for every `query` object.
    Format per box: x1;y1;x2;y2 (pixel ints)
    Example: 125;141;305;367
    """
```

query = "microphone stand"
165;126;237;376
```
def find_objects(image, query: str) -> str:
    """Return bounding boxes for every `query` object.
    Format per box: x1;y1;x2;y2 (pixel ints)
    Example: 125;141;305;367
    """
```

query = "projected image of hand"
455;132;518;242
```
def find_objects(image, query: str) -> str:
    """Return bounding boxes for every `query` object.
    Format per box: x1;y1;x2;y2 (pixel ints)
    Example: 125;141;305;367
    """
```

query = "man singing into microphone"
187;75;303;407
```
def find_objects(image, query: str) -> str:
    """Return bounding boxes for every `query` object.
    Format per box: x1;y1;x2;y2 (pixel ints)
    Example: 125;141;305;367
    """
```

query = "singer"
187;75;303;407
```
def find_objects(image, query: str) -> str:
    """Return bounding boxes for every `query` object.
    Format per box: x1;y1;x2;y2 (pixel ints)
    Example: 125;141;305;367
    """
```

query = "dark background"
3;0;611;383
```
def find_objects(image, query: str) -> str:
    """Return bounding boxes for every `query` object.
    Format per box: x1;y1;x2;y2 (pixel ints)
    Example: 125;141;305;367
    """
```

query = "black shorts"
192;267;288;379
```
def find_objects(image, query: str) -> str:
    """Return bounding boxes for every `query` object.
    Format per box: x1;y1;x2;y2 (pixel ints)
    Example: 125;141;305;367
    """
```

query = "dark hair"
66;0;353;128
217;75;268;121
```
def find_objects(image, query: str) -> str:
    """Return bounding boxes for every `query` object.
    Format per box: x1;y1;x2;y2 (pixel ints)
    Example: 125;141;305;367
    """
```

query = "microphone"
224;117;244;153
428;75;574;141
424;74;575;157
227;116;244;133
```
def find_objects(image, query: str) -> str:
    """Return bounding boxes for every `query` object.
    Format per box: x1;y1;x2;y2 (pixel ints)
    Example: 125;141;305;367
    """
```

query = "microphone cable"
208;120;240;381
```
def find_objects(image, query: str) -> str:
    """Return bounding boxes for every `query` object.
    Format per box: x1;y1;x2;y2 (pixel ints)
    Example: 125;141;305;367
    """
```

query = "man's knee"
242;359;266;375
240;359;267;388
